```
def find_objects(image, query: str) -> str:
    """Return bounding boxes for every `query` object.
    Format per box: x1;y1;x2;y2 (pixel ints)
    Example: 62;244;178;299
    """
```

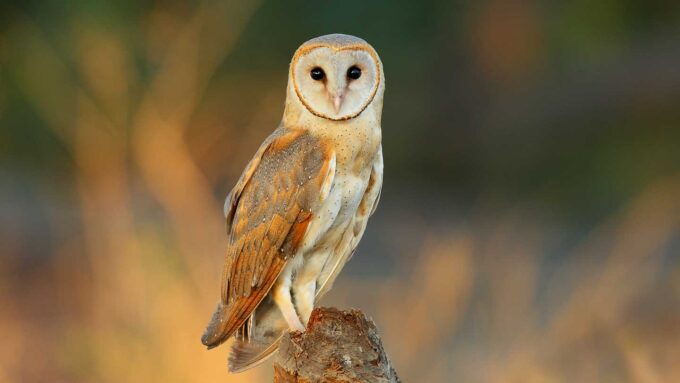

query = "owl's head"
287;34;384;122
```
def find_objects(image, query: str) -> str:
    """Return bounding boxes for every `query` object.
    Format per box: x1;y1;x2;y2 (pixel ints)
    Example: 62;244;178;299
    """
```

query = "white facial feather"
288;35;383;121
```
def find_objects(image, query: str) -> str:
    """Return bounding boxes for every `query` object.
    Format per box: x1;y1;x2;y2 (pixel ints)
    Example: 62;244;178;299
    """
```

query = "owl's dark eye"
310;67;325;81
347;66;362;80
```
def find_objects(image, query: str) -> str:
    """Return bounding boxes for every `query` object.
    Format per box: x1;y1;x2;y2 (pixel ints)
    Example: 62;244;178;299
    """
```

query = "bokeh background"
1;0;679;382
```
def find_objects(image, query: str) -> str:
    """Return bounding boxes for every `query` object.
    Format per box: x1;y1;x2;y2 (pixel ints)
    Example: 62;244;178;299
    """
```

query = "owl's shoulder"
267;124;341;158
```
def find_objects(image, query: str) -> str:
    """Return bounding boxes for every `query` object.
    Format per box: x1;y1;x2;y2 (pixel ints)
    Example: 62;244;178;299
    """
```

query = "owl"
201;34;385;373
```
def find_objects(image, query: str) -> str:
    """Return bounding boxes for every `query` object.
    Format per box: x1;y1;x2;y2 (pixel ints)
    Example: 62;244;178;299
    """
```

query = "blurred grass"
1;1;679;382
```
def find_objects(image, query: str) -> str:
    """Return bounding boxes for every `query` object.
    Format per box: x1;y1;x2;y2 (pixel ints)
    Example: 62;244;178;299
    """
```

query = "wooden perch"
273;307;400;383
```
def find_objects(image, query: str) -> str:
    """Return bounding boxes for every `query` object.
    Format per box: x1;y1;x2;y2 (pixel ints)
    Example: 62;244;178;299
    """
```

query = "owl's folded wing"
201;128;335;349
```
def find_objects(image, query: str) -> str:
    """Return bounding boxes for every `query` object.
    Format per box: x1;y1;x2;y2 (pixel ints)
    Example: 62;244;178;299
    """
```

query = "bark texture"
273;307;400;383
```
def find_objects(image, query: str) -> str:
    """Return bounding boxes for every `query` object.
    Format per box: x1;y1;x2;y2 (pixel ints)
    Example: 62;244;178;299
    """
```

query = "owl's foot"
281;304;305;332
273;273;305;332
293;279;316;326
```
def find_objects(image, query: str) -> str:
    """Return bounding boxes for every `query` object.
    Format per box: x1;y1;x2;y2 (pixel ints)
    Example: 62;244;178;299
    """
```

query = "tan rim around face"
291;44;382;121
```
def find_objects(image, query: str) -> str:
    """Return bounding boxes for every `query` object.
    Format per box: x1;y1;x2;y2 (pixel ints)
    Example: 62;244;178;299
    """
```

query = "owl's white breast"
297;116;381;252
300;158;372;253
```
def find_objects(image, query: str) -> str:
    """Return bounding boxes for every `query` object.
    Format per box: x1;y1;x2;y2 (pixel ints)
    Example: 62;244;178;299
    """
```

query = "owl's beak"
332;95;343;114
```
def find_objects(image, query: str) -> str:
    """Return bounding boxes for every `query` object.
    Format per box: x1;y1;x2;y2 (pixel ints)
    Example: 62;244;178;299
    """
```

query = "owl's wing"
201;128;336;349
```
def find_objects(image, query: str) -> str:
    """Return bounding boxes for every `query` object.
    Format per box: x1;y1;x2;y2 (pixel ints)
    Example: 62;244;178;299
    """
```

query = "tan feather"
201;128;334;349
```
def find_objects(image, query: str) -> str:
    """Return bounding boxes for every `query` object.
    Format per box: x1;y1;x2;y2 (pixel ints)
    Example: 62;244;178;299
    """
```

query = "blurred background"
1;0;679;382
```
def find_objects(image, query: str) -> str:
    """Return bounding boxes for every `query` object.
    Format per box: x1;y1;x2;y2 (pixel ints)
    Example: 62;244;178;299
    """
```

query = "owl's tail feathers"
229;337;281;373
201;301;233;349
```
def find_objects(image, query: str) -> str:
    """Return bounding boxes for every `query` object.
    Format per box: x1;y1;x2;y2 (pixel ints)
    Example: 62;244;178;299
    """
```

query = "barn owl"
201;34;384;373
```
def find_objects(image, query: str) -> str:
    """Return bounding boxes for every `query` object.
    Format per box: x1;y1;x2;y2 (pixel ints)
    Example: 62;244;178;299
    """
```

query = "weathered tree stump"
273;307;400;383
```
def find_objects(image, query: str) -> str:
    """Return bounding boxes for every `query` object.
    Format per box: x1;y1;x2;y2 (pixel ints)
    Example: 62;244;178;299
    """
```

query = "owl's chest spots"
327;168;368;224
298;124;379;251
299;159;370;254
